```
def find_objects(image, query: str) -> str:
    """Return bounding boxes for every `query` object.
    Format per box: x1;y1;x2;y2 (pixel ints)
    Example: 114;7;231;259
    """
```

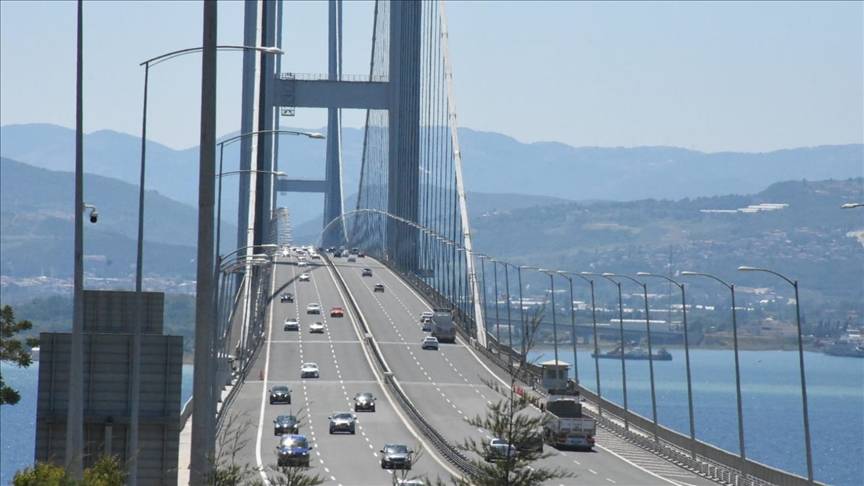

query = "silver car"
306;303;321;314
300;362;320;379
328;412;356;434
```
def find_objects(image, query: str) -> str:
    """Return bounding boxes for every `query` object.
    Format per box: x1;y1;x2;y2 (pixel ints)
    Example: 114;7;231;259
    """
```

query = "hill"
0;157;231;279
3;123;861;227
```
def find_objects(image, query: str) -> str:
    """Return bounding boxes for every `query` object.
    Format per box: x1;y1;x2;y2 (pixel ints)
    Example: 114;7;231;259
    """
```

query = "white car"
420;311;434;321
283;318;299;331
306;303;321;314
300;362;320;379
421;336;439;350
484;438;517;462
347;256;357;263
297;260;308;267
299;273;310;282
309;322;325;334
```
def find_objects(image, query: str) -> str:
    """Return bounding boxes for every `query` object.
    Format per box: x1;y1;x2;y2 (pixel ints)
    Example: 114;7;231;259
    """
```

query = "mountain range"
2;123;861;228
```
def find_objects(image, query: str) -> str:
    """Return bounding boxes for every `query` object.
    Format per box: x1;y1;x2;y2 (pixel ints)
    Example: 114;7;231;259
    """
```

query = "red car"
330;306;345;318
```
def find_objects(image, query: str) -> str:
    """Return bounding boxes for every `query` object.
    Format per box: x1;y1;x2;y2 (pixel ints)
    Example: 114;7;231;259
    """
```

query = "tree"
1;305;39;405
454;305;572;486
13;455;125;486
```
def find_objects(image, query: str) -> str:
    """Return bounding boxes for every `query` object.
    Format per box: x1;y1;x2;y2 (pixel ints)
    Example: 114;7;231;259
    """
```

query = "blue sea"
2;351;863;485
527;347;864;486
0;363;193;485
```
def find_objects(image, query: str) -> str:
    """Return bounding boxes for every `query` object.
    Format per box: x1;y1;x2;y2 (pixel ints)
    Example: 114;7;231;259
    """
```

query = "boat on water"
824;341;864;358
591;345;672;361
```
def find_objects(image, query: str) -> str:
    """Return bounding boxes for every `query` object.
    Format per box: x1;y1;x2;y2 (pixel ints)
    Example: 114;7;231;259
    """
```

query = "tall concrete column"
189;0;217;482
387;0;421;270
323;0;345;246
254;0;276;247
236;0;258;261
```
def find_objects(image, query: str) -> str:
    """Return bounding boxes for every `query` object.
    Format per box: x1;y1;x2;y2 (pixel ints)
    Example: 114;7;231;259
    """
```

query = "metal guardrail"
279;72;388;82
325;254;482;479
179;397;194;430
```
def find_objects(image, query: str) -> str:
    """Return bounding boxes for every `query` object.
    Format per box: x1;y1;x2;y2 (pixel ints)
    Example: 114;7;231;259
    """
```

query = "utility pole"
190;1;218;482
66;0;85;478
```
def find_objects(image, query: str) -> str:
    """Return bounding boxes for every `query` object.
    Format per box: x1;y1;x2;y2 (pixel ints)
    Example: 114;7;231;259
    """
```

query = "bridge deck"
334;256;718;486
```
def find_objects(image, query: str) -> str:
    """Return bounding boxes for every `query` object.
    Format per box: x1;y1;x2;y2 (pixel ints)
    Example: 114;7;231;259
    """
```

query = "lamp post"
681;271;746;460
503;262;515;369
585;272;630;430
526;268;561;370
639;272;695;454
134;44;281;485
555;272;579;387
739;266;813;483
563;272;601;415
67;1;85;476
607;273;658;442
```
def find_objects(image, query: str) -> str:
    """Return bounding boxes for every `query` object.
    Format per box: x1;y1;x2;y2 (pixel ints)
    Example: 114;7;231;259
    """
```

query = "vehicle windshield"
303;363;317;368
356;393;373;400
277;415;296;423
280;437;308;448
272;386;289;393
385;445;409;454
333;413;353;420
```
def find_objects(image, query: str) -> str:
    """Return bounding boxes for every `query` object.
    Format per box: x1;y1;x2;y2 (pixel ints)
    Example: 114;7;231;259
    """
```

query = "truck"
542;395;595;450
430;308;456;343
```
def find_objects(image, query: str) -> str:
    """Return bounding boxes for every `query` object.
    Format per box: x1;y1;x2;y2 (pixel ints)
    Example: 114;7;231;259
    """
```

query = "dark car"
269;385;291;405
333;250;343;258
276;434;312;467
361;268;373;277
328;412;356;434
380;444;414;470
353;392;376;412
273;414;299;435
374;283;385;293
280;293;294;303
357;252;365;258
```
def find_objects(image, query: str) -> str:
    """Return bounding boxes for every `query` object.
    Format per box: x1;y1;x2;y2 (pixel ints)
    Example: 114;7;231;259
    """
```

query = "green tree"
1;304;39;405
12;462;70;486
82;455;126;486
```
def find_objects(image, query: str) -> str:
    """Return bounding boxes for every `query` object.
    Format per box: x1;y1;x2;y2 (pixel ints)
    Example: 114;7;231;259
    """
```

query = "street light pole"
608;273;658;441
587;272;630;430
66;0;85;478
739;266;813;483
189;2;218;481
555;273;579;386
503;262;514;369
571;273;602;415
681;271;745;460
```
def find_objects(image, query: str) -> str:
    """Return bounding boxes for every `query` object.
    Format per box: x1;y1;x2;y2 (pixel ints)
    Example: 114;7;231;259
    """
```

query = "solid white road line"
255;260;278;484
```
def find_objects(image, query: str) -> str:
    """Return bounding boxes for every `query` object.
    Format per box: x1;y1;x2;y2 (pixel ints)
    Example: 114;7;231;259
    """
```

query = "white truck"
542;395;595;450
430;308;456;343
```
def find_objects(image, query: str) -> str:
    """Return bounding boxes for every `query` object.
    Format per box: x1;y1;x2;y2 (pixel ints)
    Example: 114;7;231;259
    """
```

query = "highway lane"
221;254;454;485
333;256;713;486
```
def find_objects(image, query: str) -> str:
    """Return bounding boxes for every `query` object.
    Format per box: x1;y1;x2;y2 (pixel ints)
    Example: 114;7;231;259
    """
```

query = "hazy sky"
1;1;861;152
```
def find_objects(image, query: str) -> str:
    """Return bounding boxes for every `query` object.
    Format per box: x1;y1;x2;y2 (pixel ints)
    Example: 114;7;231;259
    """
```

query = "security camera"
88;208;98;223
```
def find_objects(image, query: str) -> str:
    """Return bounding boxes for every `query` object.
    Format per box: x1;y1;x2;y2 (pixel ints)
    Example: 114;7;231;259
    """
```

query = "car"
276;434;312;467
297;260;308;267
280;293;294;303
328;412;356;434
300;362;320;379
311;253;321;260
420;311;434;321
380;444;414;469
350;248;359;255
299;273;310;282
361;268;373;277
357;252;366;258
484;438;517;462
309;321;325;334
283;318;300;331
514;430;544;453
395;481;424;486
374;283;385;293
333;250;343;258
353;392;377;412
306;303;321;314
330;306;344;318
421;336;439;350
269;385;291;405
421;319;433;332
273;414;299;435
347;256;357;263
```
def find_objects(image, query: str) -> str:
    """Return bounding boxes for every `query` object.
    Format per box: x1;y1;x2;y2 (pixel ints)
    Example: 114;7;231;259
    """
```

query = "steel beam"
277;178;328;193
273;79;389;110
